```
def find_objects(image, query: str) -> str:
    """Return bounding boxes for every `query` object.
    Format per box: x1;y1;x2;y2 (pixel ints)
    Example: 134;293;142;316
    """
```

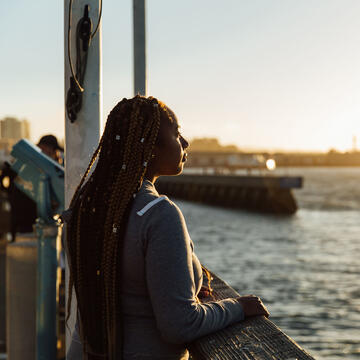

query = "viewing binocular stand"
10;139;65;360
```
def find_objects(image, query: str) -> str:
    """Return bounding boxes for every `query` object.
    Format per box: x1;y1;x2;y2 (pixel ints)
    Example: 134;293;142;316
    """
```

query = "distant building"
190;138;239;152
0;117;30;141
0;117;31;163
0;138;16;164
186;151;268;172
352;135;357;152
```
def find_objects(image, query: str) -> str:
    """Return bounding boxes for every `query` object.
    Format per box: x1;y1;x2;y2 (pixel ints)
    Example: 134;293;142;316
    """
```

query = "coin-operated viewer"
10;139;64;360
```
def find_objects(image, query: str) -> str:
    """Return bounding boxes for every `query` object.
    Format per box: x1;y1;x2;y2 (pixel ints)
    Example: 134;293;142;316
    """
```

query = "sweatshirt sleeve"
143;200;244;344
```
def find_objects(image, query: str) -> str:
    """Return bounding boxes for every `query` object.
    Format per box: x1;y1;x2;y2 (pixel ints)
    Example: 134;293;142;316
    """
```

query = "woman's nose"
180;135;189;149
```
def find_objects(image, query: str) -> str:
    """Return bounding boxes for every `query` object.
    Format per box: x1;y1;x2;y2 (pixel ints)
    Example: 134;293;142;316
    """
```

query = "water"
176;167;360;360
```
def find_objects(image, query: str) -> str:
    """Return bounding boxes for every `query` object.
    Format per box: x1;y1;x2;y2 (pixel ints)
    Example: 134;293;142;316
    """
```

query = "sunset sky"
1;0;360;151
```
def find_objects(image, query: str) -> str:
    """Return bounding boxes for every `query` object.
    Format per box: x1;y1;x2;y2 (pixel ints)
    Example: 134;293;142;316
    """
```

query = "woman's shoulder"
132;180;182;220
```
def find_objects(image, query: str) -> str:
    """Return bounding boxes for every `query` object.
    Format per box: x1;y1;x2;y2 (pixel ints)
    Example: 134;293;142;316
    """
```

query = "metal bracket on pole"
66;4;94;123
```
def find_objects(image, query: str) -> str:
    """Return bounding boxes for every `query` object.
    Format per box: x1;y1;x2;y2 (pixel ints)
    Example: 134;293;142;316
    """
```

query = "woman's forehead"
163;106;179;128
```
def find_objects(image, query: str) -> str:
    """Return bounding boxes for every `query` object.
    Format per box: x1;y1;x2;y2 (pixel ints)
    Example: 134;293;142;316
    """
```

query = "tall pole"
133;0;147;95
64;0;102;353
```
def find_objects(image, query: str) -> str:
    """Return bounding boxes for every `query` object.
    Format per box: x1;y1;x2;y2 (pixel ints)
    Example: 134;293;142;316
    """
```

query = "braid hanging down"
66;95;162;360
65;95;212;359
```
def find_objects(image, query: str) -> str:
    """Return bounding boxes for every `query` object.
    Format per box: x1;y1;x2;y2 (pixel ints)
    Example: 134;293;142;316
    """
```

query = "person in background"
0;162;36;240
37;134;64;165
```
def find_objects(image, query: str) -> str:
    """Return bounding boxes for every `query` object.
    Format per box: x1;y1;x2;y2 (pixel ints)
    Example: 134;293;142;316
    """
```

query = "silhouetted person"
37;134;64;165
0;162;36;241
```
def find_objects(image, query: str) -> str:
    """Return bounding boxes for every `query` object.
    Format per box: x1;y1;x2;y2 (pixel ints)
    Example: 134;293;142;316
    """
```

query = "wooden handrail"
189;272;315;360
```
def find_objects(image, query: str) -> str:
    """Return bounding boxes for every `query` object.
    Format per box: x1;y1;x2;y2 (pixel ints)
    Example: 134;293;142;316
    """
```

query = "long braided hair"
66;95;163;359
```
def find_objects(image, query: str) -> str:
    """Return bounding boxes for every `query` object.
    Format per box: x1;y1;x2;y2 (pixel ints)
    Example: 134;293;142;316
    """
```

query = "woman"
65;95;269;360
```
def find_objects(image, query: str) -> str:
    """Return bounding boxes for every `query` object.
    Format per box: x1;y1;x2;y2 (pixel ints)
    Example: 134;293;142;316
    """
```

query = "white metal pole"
64;0;102;353
133;0;146;95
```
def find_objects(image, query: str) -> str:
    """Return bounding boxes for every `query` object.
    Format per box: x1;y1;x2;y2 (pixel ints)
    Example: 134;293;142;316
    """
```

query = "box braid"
66;95;162;359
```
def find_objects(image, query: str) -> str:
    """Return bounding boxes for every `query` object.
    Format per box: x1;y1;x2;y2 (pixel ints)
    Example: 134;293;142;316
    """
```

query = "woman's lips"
182;153;188;162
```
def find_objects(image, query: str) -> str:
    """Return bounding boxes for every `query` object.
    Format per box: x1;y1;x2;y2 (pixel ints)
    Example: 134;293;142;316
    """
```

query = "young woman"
65;95;269;360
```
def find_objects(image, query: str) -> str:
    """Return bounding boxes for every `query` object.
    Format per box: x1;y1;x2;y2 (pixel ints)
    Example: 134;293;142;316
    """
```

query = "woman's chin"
171;164;184;176
159;163;185;177
177;162;185;174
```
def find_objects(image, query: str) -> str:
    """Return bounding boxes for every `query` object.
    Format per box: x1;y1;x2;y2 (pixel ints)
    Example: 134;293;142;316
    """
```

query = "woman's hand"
198;286;212;299
236;295;269;318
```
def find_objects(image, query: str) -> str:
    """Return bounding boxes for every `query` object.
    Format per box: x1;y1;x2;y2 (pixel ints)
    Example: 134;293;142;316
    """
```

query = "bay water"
176;167;360;360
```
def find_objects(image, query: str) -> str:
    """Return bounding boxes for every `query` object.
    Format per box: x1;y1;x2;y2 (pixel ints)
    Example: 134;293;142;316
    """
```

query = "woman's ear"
144;144;161;179
151;143;162;160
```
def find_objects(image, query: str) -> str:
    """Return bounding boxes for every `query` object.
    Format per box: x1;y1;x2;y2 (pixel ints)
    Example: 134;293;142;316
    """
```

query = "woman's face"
38;143;58;161
150;106;189;177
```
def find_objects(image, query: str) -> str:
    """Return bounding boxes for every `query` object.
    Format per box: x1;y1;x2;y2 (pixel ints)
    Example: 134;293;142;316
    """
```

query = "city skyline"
0;117;30;141
2;115;359;155
1;1;360;151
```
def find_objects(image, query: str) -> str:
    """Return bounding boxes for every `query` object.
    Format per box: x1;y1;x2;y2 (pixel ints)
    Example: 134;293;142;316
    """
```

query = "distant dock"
156;174;303;214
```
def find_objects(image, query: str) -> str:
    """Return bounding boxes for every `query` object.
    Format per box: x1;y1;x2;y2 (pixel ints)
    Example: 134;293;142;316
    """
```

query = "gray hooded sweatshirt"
67;179;244;360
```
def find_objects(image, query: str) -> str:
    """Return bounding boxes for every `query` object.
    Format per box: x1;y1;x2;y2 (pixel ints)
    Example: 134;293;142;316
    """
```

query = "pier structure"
185;151;270;172
156;174;303;214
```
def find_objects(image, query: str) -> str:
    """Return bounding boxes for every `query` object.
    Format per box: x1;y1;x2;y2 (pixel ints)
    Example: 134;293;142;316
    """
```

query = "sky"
1;0;360;152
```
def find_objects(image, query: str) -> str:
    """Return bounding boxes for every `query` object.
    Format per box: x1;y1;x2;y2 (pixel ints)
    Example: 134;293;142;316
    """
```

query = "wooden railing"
190;272;315;360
